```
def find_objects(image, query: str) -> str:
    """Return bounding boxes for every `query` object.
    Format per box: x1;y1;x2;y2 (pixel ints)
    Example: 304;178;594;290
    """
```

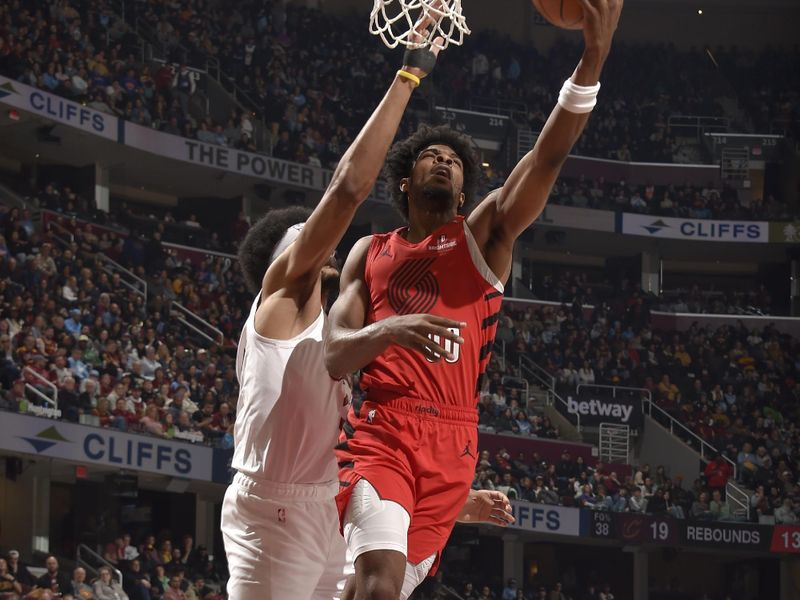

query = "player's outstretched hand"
401;1;446;79
379;314;465;361
457;490;515;526
578;0;623;59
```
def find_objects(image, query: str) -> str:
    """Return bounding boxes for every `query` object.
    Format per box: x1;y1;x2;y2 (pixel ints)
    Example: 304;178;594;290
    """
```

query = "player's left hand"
457;490;515;526
401;1;446;79
578;0;623;60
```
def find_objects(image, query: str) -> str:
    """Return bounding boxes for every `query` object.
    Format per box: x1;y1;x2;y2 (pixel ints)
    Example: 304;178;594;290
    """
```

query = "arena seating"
0;191;245;450
550;177;792;222
3;182;798;599
4;177;797;498
2;0;798;179
0;0;259;151
518;266;776;316
491;300;800;519
3;532;226;600
136;0;795;164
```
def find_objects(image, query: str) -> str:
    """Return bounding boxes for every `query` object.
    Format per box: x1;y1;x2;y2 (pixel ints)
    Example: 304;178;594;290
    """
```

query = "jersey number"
425;328;461;364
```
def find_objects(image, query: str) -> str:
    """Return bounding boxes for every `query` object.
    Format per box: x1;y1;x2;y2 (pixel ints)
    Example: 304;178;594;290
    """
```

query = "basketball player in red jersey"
325;1;623;598
222;12;513;600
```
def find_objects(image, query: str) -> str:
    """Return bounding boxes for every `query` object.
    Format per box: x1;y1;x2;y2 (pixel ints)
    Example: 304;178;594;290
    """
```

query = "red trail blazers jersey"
361;216;504;407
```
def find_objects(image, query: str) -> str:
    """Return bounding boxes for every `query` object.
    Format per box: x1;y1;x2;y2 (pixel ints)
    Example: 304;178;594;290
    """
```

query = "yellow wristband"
396;69;421;88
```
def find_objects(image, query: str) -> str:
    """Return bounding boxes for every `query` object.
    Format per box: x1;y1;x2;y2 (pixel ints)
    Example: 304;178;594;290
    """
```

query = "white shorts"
221;472;349;600
343;479;436;600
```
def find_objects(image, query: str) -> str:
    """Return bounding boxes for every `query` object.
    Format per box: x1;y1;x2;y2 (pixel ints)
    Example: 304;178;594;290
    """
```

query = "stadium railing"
76;543;123;585
96;253;149;302
170;301;226;347
23;367;59;416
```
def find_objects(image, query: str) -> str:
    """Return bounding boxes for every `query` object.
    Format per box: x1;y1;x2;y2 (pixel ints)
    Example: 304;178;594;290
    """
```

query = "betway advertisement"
621;213;768;243
0;412;213;481
563;391;643;429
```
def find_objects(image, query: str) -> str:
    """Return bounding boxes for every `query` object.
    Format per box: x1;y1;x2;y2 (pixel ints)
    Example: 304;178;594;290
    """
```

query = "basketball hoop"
369;0;471;51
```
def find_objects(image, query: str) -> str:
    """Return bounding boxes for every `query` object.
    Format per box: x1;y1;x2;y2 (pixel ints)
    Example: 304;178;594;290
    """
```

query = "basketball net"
369;0;470;50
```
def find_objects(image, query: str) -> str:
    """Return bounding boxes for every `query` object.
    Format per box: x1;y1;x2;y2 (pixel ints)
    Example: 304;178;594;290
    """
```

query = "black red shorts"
335;396;478;571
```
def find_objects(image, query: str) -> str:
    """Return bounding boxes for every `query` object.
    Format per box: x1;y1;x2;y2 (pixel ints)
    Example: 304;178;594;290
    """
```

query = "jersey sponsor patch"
427;234;457;252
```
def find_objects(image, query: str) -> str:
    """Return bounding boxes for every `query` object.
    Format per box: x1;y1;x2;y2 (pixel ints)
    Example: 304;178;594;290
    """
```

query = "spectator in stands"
629;488;645;513
775;498;799;525
162;575;186;600
496;473;520;501
138;535;159;569
550;582;568;600
152;566;168;598
185;577;210;600
5;552;32;590
709;489;732;521
171;65;195;118
577;484;597;508
210;401;233;433
663;490;685;519
71;567;95;600
112;397;138;431
59;376;82;422
704;453;732;495
737;442;759;486
2;380;26;412
92;398;113;428
501;579;518;600
0;558;22;598
611;487;629;512
122;559;152;600
35;556;72;597
93;567;128;600
690;492;713;520
140;405;167;437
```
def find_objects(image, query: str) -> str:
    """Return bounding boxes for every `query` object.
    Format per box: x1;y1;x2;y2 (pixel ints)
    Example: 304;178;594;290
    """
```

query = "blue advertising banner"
508;501;582;537
621;213;768;243
0;412;213;481
0;76;118;141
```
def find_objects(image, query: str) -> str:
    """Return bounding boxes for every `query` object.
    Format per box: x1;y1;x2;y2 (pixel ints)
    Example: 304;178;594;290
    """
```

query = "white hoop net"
369;0;471;51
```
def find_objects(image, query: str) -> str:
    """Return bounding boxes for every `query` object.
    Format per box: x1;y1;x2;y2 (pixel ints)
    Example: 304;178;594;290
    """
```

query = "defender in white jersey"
223;220;350;599
219;33;443;597
221;19;514;600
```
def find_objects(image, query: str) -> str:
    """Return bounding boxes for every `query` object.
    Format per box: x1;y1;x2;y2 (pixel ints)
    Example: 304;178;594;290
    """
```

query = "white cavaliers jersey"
232;295;350;486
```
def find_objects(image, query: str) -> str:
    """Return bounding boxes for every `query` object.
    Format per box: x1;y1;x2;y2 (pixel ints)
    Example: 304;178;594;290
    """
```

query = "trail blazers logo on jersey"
387;258;440;315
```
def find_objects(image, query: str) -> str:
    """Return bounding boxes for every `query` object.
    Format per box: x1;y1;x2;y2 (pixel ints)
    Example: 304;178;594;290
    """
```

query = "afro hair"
237;205;312;294
384;124;481;219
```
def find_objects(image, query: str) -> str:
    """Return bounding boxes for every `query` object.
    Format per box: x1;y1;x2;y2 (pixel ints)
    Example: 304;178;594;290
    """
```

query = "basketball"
532;0;585;30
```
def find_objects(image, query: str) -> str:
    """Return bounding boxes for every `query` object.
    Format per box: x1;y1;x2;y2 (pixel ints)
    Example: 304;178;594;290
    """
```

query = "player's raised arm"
262;30;445;303
325;237;465;380
467;0;622;280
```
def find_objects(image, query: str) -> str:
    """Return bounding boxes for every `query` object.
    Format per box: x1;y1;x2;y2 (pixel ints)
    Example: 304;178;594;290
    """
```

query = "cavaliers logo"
621;516;643;541
387;258;440;315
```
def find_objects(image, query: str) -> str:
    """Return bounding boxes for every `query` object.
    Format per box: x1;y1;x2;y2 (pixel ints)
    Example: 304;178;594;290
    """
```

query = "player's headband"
269;222;305;265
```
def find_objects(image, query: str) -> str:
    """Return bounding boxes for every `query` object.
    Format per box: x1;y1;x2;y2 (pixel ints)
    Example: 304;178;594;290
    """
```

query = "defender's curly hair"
237;205;312;294
384;124;481;219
